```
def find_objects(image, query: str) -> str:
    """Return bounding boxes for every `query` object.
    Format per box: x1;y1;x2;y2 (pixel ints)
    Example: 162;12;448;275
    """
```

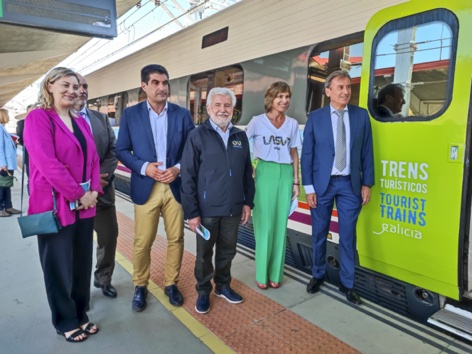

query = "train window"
87;92;128;126
202;27;229;49
106;92;128;126
189;65;243;125
306;33;364;114
369;9;458;122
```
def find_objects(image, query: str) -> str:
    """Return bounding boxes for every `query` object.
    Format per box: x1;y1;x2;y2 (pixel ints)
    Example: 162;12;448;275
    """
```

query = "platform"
1;172;471;353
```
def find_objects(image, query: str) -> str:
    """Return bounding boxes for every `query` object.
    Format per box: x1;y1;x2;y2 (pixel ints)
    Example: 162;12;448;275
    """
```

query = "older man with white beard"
180;87;255;314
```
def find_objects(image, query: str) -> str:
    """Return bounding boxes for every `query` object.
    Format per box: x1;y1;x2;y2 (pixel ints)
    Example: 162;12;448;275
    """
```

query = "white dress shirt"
140;101;169;175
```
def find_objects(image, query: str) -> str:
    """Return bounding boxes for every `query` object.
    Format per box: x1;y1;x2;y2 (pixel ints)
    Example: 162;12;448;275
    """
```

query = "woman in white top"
246;82;301;289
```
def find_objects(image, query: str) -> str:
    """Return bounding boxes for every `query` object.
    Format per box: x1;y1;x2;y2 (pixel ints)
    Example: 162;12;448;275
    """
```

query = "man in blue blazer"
116;64;195;311
301;70;374;305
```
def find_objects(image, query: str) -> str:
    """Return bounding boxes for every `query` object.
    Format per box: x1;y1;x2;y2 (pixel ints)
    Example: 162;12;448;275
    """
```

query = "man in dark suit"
76;74;119;299
301;70;374;305
377;83;405;118
116;64;195;312
16;104;33;189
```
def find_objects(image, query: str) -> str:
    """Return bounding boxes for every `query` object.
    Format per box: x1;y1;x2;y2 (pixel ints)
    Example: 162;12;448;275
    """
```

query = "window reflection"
87;92;128;126
372;21;452;119
189;65;243;125
307;41;363;113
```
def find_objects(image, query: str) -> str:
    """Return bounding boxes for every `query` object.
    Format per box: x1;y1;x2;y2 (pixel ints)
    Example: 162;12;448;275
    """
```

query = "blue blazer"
116;101;195;205
0;124;17;170
301;104;374;197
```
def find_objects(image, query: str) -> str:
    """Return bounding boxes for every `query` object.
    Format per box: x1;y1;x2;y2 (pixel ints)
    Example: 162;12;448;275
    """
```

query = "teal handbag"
0;170;16;188
17;190;62;238
16;120;62;238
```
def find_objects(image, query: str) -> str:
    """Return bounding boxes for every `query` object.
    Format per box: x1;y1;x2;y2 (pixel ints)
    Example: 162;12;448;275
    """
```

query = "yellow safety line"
114;250;234;354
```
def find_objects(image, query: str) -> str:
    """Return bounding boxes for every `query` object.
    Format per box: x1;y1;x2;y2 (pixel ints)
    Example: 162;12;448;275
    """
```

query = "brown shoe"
0;210;11;217
5;208;21;214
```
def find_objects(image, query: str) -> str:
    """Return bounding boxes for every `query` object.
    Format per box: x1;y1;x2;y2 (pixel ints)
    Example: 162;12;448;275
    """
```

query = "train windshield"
369;9;458;122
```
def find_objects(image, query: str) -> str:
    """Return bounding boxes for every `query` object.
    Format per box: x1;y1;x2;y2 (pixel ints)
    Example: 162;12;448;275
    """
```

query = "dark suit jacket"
301;104;374;197
116;101;195;205
16;119;28;166
86;108;118;205
16;119;25;146
376;105;393;118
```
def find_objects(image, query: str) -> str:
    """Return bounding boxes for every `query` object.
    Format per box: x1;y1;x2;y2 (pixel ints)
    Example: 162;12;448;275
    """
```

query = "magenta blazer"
24;108;103;227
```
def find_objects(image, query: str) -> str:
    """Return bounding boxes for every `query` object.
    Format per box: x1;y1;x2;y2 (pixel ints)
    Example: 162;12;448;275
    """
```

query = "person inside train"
116;64;195;312
181;87;255;314
24;67;102;342
245;81;301;289
0;108;21;217
376;83;405;118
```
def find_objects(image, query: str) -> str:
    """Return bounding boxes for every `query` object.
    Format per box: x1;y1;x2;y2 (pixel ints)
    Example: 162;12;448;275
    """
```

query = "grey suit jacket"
86;108;118;205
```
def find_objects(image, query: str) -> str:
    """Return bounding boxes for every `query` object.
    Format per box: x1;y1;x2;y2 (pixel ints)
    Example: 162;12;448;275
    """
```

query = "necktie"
335;110;346;171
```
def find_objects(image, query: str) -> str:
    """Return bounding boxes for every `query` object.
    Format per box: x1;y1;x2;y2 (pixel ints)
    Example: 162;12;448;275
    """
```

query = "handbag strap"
20;117;57;217
20;147;26;216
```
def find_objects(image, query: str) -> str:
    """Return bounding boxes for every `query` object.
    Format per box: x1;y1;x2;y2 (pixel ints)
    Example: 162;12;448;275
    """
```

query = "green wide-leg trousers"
253;160;293;284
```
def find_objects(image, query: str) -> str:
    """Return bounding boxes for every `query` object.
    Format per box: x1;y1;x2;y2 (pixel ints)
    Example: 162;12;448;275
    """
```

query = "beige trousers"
133;182;184;287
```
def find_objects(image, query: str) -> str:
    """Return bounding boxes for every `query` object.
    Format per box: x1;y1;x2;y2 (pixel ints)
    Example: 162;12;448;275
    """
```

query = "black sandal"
81;322;99;335
56;329;88;343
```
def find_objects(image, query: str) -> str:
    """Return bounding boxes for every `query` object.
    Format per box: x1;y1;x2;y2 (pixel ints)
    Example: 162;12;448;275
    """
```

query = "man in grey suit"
77;74;119;299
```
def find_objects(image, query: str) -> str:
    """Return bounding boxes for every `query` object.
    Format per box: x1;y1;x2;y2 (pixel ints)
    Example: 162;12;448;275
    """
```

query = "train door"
358;0;472;335
188;65;243;125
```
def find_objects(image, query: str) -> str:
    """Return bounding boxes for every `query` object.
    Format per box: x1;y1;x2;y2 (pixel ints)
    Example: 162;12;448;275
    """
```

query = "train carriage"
84;0;472;340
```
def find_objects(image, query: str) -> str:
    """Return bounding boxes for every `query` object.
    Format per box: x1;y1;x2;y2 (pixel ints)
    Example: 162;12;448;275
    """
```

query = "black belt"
331;175;350;180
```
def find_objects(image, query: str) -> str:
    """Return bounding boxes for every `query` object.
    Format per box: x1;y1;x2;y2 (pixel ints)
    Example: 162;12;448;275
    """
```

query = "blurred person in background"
0;108;20;217
16;104;34;193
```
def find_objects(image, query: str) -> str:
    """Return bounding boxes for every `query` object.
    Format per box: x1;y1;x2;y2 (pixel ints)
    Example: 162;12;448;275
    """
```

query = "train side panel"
86;0;406;101
358;0;472;299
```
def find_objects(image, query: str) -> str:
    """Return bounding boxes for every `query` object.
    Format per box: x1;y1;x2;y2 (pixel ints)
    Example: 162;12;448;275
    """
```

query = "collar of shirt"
379;104;394;116
209;118;233;148
330;104;348;116
146;100;168;117
209;118;233;133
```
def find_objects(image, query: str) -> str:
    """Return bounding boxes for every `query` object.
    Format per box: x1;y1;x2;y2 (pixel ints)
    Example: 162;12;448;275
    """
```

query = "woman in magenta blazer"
24;67;102;343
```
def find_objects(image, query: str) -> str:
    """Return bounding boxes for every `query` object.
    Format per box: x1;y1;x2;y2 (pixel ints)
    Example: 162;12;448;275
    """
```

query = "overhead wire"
74;0;213;73
67;0;169;68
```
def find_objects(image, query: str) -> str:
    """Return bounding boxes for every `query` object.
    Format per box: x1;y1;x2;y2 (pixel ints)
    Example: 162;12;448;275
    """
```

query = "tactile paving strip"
116;212;359;354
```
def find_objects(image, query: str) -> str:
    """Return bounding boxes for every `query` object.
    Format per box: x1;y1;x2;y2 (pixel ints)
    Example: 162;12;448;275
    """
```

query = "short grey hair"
324;70;351;89
206;87;237;107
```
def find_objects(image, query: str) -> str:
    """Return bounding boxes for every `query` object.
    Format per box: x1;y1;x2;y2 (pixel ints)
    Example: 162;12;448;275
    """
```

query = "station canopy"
0;0;138;108
0;0;240;109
